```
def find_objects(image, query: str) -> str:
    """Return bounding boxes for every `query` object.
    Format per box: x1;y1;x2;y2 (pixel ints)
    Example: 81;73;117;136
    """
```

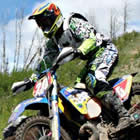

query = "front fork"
51;75;60;140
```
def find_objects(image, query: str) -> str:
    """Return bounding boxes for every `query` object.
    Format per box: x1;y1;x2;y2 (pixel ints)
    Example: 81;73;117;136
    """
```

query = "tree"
109;9;121;39
0;11;9;73
84;9;99;31
123;0;130;33
0;7;45;73
14;8;25;71
1;25;6;73
23;28;38;69
24;34;45;70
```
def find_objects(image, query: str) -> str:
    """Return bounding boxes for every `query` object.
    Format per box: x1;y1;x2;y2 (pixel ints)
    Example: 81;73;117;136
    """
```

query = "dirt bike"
3;47;140;140
3;68;140;140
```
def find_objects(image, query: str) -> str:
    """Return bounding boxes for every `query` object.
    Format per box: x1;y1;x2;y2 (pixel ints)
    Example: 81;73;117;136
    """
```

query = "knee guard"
85;73;96;90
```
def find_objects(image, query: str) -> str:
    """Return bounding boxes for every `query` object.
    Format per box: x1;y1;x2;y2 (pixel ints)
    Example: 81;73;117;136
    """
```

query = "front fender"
8;97;49;124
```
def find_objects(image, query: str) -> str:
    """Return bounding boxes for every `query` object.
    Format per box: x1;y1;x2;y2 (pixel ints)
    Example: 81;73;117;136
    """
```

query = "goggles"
35;10;57;32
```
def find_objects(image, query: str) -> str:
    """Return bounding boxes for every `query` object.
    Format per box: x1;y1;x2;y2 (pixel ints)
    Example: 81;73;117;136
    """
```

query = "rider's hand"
30;73;38;82
73;48;81;54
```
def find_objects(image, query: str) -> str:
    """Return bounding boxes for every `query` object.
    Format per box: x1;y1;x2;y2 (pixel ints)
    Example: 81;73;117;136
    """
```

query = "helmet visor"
35;12;57;32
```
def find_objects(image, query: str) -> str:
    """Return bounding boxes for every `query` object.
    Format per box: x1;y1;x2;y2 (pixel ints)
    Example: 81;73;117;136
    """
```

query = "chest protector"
57;13;88;49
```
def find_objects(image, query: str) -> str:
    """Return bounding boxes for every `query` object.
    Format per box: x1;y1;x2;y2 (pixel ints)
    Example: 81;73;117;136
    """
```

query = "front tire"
15;116;71;140
4;136;15;140
3;127;16;140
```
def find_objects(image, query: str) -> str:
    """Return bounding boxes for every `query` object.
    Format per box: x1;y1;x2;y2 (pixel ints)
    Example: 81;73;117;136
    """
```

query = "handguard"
11;78;33;95
52;47;79;71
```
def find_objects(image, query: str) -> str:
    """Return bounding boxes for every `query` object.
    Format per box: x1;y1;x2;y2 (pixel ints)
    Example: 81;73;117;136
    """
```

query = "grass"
110;31;140;80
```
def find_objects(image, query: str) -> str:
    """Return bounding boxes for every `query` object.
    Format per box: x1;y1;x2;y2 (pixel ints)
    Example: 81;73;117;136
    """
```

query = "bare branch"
0;11;9;73
109;9;121;39
13;8;18;69
2;25;6;72
122;0;131;33
15;8;25;70
24;35;45;70
23;28;38;69
24;51;38;70
84;9;99;31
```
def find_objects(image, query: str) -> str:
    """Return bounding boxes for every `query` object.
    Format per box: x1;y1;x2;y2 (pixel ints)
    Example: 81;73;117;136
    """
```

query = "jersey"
35;13;118;90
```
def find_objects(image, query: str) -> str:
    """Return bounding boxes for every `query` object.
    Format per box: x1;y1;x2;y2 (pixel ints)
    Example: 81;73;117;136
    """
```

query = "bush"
113;31;139;51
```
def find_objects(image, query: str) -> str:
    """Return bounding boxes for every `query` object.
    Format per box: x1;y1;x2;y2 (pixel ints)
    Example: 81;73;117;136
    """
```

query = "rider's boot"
95;81;135;132
111;96;133;131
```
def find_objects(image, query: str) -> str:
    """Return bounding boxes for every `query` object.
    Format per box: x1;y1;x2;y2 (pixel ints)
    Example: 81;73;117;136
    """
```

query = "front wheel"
15;116;71;140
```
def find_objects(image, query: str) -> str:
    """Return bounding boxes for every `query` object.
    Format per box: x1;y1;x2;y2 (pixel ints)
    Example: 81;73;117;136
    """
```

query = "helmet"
28;2;63;38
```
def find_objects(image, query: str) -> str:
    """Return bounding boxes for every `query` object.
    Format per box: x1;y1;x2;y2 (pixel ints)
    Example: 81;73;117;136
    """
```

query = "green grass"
110;31;140;80
0;70;33;138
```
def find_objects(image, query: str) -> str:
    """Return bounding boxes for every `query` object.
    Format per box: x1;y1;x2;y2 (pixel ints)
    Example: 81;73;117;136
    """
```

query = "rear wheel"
131;83;140;104
79;123;99;140
15;116;71;140
124;82;140;109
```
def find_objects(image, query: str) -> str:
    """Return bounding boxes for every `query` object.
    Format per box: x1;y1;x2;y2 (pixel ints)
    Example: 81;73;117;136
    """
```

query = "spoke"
30;130;38;140
44;129;48;135
36;126;43;136
25;123;51;139
42;127;47;136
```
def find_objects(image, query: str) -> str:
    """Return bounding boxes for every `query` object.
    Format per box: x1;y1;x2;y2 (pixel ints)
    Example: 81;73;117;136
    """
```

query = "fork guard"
8;97;49;124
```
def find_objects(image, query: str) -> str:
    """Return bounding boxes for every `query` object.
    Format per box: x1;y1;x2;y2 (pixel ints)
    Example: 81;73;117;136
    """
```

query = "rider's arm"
69;17;97;55
51;47;78;72
51;18;98;71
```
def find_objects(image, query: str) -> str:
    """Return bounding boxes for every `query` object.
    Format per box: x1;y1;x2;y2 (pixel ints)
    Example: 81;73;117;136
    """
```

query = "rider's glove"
73;48;81;54
30;73;38;82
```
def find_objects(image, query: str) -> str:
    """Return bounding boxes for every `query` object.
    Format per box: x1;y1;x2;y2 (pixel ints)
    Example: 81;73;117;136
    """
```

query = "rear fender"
8;97;49;124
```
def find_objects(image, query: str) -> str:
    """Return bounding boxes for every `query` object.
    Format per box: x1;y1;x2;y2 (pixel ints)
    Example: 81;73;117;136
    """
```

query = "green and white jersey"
36;13;118;78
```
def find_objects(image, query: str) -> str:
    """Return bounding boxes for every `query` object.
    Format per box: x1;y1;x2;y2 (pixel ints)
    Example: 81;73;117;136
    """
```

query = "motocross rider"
12;2;133;131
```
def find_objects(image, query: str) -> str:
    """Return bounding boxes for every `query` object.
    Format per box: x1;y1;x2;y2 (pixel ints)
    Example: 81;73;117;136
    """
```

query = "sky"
0;0;45;20
0;0;140;71
0;0;139;31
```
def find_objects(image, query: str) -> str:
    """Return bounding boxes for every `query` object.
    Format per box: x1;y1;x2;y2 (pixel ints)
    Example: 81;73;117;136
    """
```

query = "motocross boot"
110;95;135;131
95;81;134;131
